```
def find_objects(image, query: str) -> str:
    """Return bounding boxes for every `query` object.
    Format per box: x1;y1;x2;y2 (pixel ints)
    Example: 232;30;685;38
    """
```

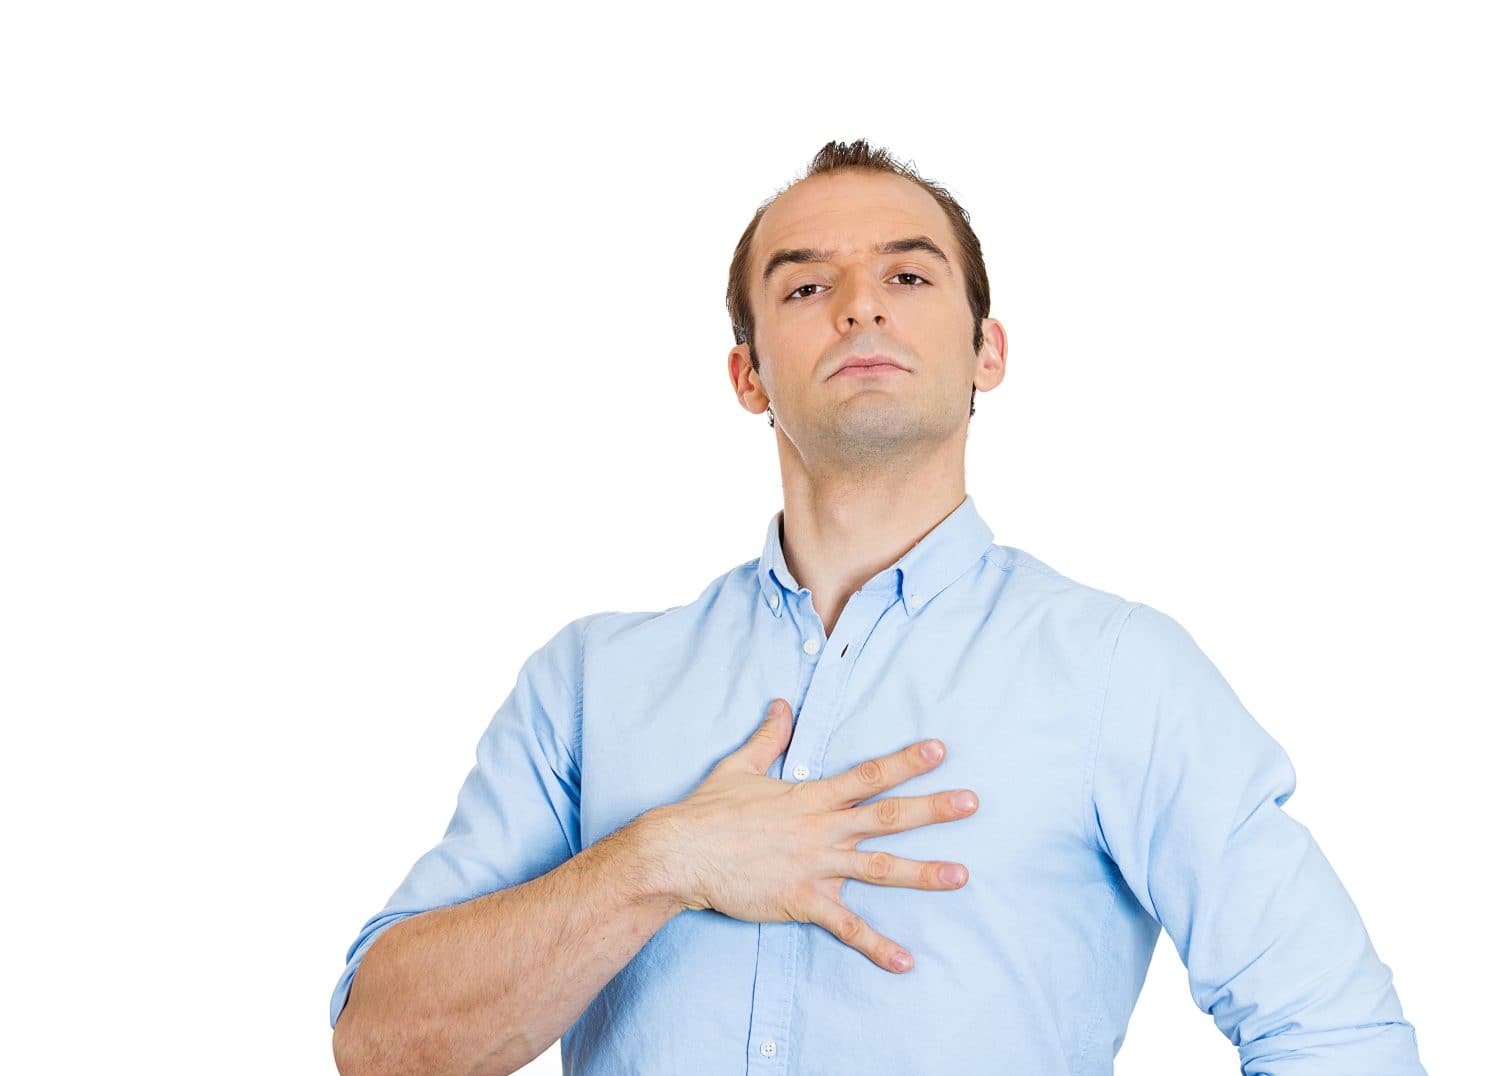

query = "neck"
776;458;967;637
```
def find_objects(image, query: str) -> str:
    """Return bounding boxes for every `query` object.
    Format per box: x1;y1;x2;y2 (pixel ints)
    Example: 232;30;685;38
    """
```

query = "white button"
909;593;921;605
792;763;810;780
760;1040;777;1057
770;592;780;608
803;637;820;655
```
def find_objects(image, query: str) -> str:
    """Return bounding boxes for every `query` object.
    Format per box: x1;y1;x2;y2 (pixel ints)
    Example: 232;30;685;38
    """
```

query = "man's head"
726;139;1006;473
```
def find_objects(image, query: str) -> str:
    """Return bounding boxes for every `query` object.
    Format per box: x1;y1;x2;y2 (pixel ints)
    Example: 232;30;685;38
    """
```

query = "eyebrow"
760;235;953;290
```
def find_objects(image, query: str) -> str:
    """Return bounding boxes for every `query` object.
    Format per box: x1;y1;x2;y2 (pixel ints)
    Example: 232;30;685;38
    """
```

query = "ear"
729;342;771;417
975;317;1006;392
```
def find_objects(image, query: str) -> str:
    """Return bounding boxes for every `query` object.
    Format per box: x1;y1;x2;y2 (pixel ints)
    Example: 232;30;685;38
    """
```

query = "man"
330;139;1427;1075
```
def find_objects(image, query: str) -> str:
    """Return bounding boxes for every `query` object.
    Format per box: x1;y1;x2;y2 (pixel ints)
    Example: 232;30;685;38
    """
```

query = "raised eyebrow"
760;235;953;291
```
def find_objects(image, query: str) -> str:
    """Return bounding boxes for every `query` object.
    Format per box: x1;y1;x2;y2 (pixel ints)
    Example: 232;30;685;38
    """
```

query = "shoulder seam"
570;612;602;772
1081;600;1146;852
979;545;1014;572
1006;554;1058;580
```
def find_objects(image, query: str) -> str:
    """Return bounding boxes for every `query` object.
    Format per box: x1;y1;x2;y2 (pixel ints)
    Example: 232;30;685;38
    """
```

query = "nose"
834;270;888;333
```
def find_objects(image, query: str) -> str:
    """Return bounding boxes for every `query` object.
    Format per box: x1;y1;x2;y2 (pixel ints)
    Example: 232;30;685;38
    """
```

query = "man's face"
731;169;1003;470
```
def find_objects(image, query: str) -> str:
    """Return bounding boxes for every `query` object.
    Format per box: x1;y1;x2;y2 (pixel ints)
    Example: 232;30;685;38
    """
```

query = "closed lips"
832;356;908;376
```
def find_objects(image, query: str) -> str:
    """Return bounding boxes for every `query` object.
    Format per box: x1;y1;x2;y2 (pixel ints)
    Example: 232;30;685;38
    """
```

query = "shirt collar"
757;494;995;618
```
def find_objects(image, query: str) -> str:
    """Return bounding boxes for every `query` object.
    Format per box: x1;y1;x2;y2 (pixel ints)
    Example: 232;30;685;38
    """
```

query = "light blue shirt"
331;494;1425;1074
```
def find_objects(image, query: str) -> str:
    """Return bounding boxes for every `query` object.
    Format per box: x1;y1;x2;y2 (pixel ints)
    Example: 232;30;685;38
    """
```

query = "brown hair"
725;138;991;416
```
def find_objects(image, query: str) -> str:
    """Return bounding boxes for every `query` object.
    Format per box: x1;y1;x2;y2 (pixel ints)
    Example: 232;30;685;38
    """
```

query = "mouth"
829;355;910;379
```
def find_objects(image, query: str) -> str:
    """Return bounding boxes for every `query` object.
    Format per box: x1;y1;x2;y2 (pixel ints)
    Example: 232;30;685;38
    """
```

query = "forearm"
333;811;683;1076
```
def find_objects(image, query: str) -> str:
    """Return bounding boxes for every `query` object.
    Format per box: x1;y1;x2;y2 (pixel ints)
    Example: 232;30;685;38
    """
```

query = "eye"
783;271;932;303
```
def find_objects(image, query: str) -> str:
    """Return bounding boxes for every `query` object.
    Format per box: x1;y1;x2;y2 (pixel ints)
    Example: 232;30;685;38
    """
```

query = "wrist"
616;807;691;916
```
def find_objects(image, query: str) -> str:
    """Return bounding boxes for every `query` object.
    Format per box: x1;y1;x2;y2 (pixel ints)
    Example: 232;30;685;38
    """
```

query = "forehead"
753;170;954;274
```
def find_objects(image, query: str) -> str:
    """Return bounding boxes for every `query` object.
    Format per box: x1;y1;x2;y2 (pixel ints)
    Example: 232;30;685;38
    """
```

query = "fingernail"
921;740;944;762
952;792;977;811
892;950;912;971
940;864;966;885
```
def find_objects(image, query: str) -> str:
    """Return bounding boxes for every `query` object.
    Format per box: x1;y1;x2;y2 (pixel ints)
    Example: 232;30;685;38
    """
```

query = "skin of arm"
331;811;682;1076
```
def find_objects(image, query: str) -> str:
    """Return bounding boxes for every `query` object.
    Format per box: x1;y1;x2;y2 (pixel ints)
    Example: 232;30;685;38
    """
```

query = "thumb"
740;698;793;775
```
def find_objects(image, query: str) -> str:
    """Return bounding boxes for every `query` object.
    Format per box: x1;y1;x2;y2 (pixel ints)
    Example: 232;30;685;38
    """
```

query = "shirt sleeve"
329;612;607;1031
1088;601;1426;1074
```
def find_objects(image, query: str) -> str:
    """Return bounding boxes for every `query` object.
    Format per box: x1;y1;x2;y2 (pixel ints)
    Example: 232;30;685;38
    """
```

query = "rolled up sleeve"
1089;602;1426;1074
329;611;608;1030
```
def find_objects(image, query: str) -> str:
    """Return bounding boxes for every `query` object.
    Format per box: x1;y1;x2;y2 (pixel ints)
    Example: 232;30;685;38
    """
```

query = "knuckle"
919;861;941;888
856;758;884;786
875;796;902;827
835;911;861;943
865;851;895;880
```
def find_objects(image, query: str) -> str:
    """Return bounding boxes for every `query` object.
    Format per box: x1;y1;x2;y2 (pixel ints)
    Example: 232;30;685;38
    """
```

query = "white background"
3;2;1494;1073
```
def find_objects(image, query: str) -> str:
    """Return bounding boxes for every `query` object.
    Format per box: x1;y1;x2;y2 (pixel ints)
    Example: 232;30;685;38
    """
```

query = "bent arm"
1089;602;1426;1074
332;813;682;1076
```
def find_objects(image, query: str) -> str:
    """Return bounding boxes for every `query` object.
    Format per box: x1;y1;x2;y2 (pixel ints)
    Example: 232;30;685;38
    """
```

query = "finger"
836;849;969;891
802;892;914;974
817;738;948;809
728;698;794;776
846;788;979;837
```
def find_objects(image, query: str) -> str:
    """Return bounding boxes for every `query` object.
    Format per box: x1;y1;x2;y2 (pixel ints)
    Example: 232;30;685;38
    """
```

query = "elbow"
331;969;374;1075
329;990;389;1076
332;1000;524;1076
329;1021;408;1076
330;1017;364;1076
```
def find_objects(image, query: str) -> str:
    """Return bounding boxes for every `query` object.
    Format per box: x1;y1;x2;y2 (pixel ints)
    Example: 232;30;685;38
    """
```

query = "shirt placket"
745;586;898;1074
